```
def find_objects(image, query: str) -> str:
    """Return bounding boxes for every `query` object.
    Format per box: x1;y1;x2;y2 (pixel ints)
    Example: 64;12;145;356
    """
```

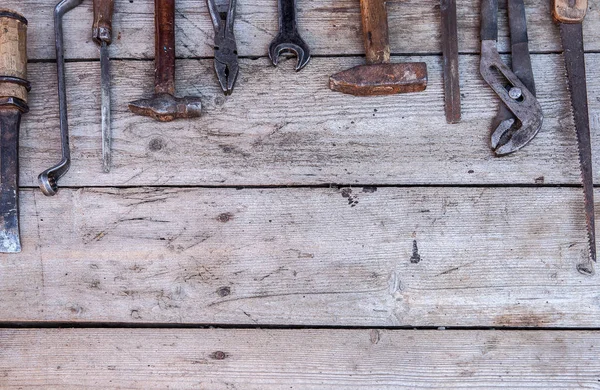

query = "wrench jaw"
38;158;70;197
269;34;311;71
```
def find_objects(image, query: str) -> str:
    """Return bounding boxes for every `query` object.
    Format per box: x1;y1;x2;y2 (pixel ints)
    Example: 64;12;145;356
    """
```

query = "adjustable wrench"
269;0;310;71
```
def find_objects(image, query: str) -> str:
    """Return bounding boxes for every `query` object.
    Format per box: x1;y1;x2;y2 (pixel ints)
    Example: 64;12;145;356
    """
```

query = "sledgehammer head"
128;93;202;122
329;62;428;96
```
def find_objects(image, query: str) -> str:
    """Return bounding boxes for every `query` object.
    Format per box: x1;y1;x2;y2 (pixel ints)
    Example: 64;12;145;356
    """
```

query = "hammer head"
128;93;202;122
329;63;428;96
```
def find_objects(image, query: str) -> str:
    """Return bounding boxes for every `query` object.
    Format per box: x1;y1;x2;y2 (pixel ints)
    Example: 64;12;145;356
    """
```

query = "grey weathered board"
1;0;600;387
1;329;599;389
0;186;596;326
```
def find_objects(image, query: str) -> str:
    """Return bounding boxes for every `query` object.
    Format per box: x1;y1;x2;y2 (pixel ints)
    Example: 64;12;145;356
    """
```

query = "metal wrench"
38;0;84;196
269;0;311;71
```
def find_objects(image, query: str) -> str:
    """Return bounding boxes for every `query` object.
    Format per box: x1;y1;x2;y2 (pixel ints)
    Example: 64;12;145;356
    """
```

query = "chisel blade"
0;109;22;253
559;22;596;263
100;41;112;173
440;0;461;123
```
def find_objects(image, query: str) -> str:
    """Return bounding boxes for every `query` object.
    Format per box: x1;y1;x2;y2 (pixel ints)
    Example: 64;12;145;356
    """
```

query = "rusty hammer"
129;0;201;121
329;0;427;96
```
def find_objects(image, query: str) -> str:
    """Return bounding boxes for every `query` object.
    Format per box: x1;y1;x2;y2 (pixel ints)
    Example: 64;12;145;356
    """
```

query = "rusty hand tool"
92;0;114;173
440;0;461;123
39;0;84;197
553;0;595;266
329;0;427;96
129;0;202;121
0;10;29;252
489;0;538;155
207;0;239;95
269;0;311;71
480;0;543;156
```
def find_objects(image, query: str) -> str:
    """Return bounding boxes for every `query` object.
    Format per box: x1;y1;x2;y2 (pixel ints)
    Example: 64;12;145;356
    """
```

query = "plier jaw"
207;0;239;95
213;32;239;95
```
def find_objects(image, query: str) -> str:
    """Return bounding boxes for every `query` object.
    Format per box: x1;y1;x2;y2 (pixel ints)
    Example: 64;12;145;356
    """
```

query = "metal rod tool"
553;0;596;267
129;0;202;121
0;10;30;253
38;0;84;197
269;0;311;71
329;0;427;96
207;0;239;95
92;0;115;172
440;0;461;123
480;0;543;156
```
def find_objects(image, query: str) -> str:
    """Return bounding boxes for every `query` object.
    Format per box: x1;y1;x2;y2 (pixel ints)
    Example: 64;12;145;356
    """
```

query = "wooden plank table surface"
1;0;600;387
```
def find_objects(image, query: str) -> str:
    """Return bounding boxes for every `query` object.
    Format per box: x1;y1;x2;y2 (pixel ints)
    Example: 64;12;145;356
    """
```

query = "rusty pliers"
207;0;239;95
480;0;543;155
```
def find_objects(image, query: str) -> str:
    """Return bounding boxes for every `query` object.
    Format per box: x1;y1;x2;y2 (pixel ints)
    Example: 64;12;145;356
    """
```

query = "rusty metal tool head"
92;0;115;172
129;0;202;121
480;0;543;156
329;0;427;96
38;0;84;197
0;10;29;252
553;0;595;267
207;0;239;95
269;0;311;71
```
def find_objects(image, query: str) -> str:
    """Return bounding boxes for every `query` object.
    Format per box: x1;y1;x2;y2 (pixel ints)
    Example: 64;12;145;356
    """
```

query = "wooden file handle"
360;0;390;65
93;0;115;44
0;10;28;104
553;0;587;23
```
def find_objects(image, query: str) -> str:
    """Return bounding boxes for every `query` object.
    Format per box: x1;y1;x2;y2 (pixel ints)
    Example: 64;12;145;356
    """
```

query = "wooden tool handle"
553;0;587;23
360;0;390;65
93;0;115;44
0;10;28;103
154;0;176;95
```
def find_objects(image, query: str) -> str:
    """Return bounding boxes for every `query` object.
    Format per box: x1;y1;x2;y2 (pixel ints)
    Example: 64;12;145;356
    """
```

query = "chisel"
553;0;596;266
0;10;29;252
92;0;114;173
440;0;461;123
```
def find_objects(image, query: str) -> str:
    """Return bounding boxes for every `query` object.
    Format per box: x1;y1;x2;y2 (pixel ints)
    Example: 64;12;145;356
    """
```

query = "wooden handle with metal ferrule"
553;0;587;23
360;0;390;65
0;10;28;105
93;0;115;44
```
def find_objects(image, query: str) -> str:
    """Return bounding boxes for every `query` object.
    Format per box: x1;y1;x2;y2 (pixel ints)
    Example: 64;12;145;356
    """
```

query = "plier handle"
207;0;239;95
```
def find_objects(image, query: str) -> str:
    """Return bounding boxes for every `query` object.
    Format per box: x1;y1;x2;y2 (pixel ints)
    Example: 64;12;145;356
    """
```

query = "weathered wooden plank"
1;329;599;388
19;54;599;187
3;0;600;60
0;186;597;326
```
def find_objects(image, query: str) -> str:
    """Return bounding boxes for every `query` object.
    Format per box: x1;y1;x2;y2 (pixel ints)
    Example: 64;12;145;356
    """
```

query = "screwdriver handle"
93;0;114;45
553;0;587;23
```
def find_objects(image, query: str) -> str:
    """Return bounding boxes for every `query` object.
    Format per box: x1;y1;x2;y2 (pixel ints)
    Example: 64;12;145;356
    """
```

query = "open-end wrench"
269;0;310;71
38;0;84;196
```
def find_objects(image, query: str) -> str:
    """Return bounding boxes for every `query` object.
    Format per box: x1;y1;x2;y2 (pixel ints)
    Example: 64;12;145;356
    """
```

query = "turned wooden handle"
553;0;587;23
93;0;115;44
0;10;28;103
360;0;390;65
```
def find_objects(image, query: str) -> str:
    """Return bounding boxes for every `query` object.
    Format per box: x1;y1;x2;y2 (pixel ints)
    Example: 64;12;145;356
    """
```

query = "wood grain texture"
17;54;599;187
0;186;597;326
1;0;599;60
1;329;599;388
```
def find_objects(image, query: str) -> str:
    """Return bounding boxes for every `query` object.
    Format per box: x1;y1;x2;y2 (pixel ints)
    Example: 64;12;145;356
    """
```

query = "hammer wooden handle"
361;0;390;65
93;0;114;44
553;0;587;23
0;10;28;103
154;0;176;95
